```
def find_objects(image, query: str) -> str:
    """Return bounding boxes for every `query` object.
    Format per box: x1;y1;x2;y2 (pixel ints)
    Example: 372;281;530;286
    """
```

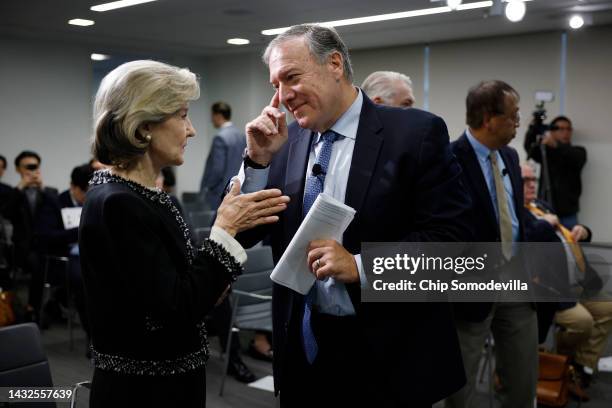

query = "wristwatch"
242;148;269;169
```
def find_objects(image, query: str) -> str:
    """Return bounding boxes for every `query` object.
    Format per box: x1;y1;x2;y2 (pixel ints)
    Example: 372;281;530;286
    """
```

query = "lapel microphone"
312;163;325;177
502;168;509;177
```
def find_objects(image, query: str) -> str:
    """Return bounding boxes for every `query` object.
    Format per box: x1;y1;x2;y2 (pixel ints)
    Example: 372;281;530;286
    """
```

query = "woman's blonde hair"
92;60;200;168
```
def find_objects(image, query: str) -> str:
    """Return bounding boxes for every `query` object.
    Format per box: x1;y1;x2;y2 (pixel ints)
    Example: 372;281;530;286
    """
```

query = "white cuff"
209;226;247;265
354;254;368;289
236;163;269;194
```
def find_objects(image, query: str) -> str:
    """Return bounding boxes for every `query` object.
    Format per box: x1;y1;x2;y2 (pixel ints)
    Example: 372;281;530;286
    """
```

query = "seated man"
522;163;612;394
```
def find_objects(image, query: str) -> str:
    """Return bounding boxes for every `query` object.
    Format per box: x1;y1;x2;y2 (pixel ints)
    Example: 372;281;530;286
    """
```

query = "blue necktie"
301;130;339;364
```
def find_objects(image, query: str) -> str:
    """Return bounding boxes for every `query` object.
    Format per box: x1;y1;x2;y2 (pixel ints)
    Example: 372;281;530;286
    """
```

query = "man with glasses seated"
522;163;612;401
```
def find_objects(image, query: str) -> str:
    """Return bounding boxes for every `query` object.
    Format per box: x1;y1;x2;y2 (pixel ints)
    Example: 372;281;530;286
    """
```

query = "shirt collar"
315;88;362;143
221;121;233;128
465;128;493;161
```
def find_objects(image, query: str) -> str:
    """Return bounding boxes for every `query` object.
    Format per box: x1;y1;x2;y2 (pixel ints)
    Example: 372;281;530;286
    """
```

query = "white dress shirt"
236;88;367;316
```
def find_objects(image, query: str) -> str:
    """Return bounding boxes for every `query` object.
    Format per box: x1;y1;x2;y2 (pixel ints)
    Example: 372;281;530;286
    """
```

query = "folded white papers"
61;207;82;229
598;356;612;372
270;193;355;295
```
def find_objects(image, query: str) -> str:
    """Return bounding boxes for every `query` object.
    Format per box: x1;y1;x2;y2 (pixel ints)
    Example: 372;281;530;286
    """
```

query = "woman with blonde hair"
79;60;289;406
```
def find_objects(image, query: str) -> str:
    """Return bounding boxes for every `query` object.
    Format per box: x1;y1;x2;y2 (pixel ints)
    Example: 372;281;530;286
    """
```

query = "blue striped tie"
301;130;339;364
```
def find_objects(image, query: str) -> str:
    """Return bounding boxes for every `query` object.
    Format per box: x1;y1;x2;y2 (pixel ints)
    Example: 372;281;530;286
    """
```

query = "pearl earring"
145;134;152;142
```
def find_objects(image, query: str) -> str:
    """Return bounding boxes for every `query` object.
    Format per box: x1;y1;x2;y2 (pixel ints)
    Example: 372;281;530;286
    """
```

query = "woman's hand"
214;179;290;237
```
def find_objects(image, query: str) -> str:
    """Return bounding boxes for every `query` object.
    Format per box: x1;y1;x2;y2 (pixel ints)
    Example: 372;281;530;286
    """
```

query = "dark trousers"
280;311;360;408
279;311;430;408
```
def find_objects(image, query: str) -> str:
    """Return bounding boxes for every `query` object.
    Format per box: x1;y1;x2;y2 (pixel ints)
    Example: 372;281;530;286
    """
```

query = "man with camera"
524;115;587;228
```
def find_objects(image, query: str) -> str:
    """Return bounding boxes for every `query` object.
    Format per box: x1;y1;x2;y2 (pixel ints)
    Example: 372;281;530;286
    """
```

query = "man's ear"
328;51;344;80
372;96;385;105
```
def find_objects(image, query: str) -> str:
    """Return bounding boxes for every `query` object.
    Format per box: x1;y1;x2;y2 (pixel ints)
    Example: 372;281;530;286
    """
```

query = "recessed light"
227;38;250;45
91;0;158;12
68;19;95;27
91;53;110;61
569;15;584;29
505;0;526;22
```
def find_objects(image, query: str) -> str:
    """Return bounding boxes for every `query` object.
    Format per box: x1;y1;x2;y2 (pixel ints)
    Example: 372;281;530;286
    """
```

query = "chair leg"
65;260;74;351
39;257;51;326
219;295;240;396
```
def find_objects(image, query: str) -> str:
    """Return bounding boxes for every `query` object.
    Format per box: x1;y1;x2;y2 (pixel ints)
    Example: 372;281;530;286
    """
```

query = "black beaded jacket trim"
91;322;210;376
89;170;243;375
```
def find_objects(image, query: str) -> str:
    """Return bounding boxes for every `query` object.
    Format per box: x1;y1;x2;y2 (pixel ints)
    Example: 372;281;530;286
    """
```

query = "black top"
525;127;587;217
79;171;242;376
1;186;75;263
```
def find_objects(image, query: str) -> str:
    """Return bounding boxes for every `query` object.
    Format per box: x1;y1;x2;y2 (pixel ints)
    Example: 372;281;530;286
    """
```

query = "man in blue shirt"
446;80;537;408
236;24;472;407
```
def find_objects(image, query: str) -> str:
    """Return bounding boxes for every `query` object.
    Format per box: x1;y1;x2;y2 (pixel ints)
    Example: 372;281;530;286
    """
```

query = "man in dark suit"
445;81;538;408
3;151;77;322
199;102;247;210
236;24;472;407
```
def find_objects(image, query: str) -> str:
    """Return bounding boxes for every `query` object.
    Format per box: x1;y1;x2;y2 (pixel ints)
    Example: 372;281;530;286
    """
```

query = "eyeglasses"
23;163;39;171
495;110;520;124
522;176;537;184
552;126;572;131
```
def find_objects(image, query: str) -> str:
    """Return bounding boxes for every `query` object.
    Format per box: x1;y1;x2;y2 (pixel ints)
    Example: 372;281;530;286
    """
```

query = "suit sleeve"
102;192;239;326
403;116;473;243
200;136;229;193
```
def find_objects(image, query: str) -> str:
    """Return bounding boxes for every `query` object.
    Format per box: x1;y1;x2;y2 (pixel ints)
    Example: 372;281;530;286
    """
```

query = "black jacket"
450;132;526;322
79;174;237;374
2;186;76;264
524;127;586;217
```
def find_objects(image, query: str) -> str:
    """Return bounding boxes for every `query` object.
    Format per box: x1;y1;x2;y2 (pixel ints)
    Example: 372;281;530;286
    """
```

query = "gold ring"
316;259;321;270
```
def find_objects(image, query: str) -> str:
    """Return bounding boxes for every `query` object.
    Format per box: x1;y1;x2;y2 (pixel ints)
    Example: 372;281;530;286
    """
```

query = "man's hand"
17;172;42;190
571;225;589;242
307;239;359;284
541;132;558;148
245;91;288;166
541;213;560;228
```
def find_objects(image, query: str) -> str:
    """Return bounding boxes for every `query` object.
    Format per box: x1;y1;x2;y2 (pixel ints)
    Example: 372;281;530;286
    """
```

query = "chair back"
232;246;274;331
189;210;216;229
0;323;55;407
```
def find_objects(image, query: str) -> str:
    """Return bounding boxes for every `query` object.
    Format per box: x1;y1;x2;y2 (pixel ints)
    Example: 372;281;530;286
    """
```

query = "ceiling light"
263;2;498;35
68;18;95;26
505;0;526;22
91;53;110;61
227;38;250;45
91;0;158;12
447;0;463;10
569;15;584;29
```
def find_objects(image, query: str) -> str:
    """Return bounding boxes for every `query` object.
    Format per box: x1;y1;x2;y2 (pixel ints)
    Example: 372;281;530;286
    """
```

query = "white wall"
0;38;92;192
565;25;612;241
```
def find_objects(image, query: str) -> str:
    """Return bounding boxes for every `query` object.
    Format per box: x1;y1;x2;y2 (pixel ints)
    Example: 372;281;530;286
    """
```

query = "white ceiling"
1;0;612;57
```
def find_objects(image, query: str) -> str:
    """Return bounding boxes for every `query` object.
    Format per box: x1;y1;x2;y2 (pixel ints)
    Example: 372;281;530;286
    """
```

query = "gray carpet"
40;321;612;407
